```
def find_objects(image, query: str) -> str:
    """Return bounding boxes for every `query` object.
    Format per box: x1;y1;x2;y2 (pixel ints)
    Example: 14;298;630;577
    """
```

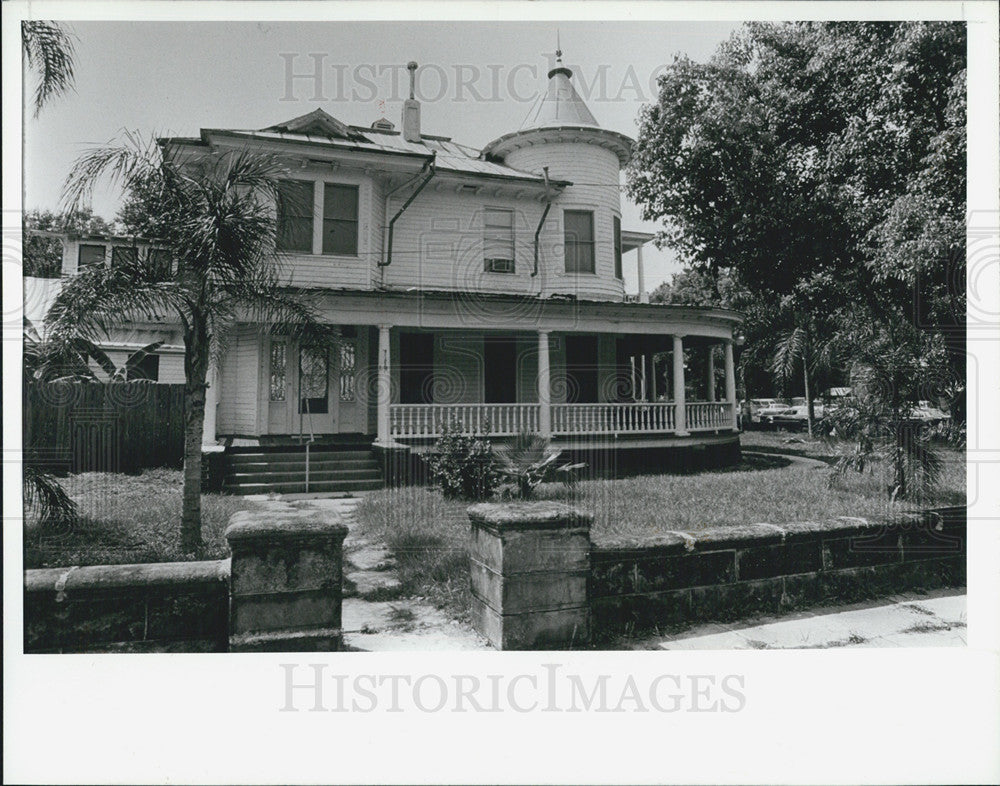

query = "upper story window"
78;244;106;271
564;210;595;274
111;245;138;269
277;180;314;253
483;208;515;273
277;180;360;256
613;215;623;279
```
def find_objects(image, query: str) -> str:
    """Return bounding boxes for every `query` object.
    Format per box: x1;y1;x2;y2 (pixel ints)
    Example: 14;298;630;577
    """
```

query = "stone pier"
467;502;592;650
225;510;348;652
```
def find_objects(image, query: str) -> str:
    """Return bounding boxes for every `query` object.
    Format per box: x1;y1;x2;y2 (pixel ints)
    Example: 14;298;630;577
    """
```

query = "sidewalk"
650;588;966;650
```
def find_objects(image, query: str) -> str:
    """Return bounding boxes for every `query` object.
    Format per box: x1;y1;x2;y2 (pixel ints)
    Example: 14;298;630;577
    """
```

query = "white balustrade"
389;403;539;438
389;401;736;439
685;402;733;431
551;402;677;435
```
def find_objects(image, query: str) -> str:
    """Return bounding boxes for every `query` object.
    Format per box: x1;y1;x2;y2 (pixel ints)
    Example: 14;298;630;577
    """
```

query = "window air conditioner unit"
485;258;515;273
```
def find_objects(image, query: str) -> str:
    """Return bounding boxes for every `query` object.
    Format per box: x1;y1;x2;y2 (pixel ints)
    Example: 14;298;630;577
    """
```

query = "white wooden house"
43;54;743;491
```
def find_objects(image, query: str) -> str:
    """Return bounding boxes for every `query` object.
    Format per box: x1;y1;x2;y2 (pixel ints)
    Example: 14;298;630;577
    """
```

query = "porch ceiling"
274;287;743;340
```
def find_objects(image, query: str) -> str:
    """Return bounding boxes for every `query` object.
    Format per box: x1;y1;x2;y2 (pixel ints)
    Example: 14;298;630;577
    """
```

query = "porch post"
376;324;392;444
538;330;551;439
724;339;738;430
706;345;716;402
637;244;649;304
673;334;688;436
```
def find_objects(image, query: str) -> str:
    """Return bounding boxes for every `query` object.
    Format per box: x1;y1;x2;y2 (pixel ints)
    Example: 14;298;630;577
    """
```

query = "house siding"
217;327;261;436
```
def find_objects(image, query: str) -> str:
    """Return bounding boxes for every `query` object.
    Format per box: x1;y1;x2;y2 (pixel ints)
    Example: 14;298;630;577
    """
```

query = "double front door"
265;335;363;435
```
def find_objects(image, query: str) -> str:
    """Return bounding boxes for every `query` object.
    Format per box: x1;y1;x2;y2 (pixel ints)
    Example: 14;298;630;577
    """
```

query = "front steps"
222;444;384;496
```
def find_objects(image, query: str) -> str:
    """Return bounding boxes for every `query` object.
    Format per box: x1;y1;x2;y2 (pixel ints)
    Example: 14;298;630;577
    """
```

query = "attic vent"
372;118;395;131
460;184;479;194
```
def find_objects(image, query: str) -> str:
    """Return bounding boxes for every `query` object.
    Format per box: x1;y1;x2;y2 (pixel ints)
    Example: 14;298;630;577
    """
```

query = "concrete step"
228;450;376;465
228;468;381;484
227;458;380;472
223;478;384;495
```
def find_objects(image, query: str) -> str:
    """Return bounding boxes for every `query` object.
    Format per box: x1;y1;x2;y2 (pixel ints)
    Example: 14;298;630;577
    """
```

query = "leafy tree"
627;21;966;447
23;208;116;278
22;20;76;116
48;133;337;553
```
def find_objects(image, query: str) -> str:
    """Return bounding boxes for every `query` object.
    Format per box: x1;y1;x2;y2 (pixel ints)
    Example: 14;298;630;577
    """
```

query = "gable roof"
263;108;370;142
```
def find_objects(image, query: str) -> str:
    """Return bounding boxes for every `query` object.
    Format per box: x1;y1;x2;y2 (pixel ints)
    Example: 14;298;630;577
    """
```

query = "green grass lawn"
352;444;965;620
23;469;256;569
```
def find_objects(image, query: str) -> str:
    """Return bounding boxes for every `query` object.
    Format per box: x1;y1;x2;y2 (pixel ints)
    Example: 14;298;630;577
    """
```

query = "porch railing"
388;401;736;439
685;402;734;431
389;403;540;438
552;402;676;435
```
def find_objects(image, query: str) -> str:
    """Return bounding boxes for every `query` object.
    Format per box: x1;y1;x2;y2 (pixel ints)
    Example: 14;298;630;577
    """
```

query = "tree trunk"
180;321;210;554
803;357;814;439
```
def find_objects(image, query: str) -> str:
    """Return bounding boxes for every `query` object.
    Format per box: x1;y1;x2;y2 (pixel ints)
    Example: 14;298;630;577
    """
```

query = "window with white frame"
483;208;515;273
564;210;595;274
276;180;360;256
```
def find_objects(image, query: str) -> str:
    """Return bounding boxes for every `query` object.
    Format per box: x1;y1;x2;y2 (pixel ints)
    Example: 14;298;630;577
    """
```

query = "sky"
23;20;740;293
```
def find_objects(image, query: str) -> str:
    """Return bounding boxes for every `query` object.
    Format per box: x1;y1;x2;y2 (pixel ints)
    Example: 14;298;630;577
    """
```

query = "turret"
482;45;633;300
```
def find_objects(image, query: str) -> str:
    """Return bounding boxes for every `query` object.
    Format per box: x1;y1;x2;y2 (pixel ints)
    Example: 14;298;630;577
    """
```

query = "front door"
266;338;337;435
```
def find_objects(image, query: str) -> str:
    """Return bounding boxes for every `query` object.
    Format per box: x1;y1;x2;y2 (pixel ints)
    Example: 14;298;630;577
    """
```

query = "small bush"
423;420;500;501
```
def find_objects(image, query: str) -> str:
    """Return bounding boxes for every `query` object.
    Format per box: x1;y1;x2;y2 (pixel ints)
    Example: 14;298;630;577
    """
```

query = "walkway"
647;589;966;650
257;494;490;651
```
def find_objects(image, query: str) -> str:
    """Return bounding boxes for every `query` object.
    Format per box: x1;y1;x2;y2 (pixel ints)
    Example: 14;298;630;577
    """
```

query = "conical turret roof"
519;54;599;130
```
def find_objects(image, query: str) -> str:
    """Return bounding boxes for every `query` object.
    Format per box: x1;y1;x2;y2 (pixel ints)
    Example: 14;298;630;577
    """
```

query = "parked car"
765;403;825;430
753;399;793;424
749;398;781;422
909;401;950;425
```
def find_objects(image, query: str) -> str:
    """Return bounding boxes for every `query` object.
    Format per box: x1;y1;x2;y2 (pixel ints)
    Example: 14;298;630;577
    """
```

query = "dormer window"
483;208;514;273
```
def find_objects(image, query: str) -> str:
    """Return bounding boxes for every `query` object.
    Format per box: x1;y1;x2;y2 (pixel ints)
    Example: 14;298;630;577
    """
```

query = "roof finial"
556;29;562;63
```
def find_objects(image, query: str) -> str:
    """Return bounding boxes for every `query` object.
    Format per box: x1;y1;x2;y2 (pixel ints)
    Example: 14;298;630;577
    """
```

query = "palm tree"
771;322;819;437
22;21;76;117
48;133;336;553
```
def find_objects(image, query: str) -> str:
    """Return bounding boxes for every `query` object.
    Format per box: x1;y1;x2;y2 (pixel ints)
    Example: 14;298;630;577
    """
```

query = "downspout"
532;166;553;279
379;152;436;271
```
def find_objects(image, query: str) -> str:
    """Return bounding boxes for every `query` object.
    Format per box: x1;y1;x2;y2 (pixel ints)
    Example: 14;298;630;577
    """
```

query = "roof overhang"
621;230;655;253
163;130;571;190
482;125;634;167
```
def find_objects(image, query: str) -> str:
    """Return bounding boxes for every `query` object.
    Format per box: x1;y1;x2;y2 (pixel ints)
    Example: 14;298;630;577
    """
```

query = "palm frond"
45;259;187;346
23;21;76;116
24;463;78;527
770;325;807;380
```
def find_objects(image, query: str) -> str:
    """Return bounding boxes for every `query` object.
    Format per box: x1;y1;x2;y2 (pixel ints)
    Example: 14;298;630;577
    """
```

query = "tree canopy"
627;21;966;412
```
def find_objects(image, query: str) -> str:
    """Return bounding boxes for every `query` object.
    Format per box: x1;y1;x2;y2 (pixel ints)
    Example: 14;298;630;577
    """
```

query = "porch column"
706;345;716;402
538;330;551;439
376;324;392;444
673;334;688;436
637;244;649;304
724;339;738;430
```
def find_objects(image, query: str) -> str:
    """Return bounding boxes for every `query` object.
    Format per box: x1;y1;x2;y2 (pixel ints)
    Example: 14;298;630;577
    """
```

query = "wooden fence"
24;382;186;473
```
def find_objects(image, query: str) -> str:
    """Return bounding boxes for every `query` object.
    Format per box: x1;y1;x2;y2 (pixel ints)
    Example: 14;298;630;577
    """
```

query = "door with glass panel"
266;338;337;435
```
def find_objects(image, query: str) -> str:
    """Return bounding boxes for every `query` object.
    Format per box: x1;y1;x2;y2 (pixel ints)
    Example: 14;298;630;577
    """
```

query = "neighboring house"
32;52;743;489
24;234;186;383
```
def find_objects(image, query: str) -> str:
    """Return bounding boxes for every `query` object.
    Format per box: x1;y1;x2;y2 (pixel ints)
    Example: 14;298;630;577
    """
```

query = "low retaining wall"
24;560;230;653
468;504;966;649
24;509;350;654
591;506;966;640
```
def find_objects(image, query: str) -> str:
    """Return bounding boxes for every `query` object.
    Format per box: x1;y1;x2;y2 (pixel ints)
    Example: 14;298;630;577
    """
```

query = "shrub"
423;420;500;501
